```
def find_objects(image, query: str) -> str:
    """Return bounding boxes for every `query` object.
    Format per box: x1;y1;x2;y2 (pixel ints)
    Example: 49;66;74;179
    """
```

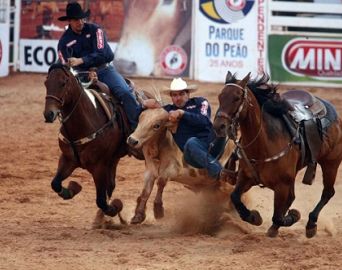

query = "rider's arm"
57;37;69;65
182;98;212;127
81;24;114;67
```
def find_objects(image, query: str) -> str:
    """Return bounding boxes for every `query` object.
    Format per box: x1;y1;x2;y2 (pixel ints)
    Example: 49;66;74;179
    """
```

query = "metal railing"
268;0;342;37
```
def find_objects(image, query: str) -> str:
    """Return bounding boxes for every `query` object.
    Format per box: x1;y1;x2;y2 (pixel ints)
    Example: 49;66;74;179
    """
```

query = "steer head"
127;108;176;149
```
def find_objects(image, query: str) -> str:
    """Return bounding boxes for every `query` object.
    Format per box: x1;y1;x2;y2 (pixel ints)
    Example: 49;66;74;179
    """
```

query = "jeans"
97;65;141;129
183;137;226;179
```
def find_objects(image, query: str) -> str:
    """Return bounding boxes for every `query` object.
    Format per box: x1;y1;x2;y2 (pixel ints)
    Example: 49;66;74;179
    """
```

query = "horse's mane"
248;74;291;116
225;72;291;116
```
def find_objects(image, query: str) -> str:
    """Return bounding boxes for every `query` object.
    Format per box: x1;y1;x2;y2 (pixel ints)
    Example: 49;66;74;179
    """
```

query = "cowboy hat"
58;2;90;21
162;78;197;95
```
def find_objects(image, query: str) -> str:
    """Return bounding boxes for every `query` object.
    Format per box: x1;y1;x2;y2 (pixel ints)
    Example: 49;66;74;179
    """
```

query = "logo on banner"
282;38;342;78
96;29;104;49
199;0;255;24
227;0;246;11
160;45;188;75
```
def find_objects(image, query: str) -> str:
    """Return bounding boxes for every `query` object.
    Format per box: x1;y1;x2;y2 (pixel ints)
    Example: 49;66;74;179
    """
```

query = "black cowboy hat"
58;2;90;21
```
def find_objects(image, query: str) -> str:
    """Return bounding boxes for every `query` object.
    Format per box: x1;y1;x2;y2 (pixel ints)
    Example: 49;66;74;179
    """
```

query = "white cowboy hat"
162;78;197;95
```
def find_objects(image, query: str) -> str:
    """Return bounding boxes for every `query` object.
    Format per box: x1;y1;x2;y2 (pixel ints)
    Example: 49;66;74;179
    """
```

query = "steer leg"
153;177;168;219
131;170;156;224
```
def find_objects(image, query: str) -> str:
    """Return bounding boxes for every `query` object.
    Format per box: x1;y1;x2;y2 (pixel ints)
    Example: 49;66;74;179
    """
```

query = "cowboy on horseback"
57;2;141;131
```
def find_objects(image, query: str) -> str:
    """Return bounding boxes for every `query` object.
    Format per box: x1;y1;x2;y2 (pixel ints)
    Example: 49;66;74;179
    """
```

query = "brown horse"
43;63;127;218
213;72;342;238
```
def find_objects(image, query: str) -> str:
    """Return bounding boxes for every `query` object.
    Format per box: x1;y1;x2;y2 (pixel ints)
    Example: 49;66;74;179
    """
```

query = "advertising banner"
0;0;9;77
19;0;121;72
268;34;342;84
192;0;266;82
114;0;192;77
19;39;117;73
19;0;192;77
20;39;58;72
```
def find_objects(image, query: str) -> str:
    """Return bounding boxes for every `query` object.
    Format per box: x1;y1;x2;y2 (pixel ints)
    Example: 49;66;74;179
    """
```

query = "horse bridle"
215;83;264;186
45;68;84;124
45;94;65;106
216;83;248;140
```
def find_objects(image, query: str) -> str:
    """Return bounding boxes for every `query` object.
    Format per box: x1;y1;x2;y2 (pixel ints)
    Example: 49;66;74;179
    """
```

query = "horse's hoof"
306;224;317;238
68;181;82;197
103;199;123;217
131;213;146;224
266;224;279;238
288;209;301;224
110;199;123;213
153;202;164;219
248;210;263;226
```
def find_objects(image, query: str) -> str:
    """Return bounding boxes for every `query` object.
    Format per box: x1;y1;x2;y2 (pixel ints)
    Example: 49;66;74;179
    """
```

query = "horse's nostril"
44;111;55;123
220;124;226;130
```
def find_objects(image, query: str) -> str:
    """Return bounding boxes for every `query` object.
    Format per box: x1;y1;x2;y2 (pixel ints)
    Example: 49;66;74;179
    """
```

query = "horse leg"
267;182;300;237
51;155;81;200
230;175;262;226
306;162;338;238
131;170;156;224
153;177;167;219
93;165;122;217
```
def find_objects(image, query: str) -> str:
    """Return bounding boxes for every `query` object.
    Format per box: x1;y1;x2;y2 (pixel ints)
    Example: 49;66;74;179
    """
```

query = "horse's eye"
233;96;241;103
153;123;160;130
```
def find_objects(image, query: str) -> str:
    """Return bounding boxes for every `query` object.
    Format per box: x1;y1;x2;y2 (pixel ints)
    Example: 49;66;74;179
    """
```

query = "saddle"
87;79;145;160
281;90;327;185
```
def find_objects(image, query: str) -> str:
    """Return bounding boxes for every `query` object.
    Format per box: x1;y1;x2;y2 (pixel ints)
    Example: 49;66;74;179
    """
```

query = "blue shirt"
164;97;216;151
57;23;114;71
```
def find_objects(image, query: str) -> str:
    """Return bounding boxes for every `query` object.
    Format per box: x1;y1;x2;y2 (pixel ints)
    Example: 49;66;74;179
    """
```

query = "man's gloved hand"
88;70;98;82
168;109;184;123
68;57;84;67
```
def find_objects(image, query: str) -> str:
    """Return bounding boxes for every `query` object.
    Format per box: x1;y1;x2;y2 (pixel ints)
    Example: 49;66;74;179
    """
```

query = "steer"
127;108;235;224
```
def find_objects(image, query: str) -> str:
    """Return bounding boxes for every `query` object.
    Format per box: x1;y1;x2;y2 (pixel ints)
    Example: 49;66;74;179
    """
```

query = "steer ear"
165;121;179;134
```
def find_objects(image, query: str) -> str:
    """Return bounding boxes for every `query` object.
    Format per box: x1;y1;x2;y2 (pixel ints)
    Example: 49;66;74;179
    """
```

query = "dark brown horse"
213;72;342;238
43;63;127;218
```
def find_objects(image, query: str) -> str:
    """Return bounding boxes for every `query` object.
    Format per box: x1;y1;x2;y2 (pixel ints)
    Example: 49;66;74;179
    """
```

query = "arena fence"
267;0;342;86
1;0;342;86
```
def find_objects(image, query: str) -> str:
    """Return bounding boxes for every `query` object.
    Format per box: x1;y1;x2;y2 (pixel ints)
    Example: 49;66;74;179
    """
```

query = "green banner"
268;35;342;84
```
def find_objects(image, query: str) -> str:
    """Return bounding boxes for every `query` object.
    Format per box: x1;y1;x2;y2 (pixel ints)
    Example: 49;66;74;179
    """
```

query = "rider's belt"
96;62;111;70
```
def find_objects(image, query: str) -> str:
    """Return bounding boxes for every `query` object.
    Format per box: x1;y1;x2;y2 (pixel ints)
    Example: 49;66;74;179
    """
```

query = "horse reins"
60;89;84;124
45;94;64;106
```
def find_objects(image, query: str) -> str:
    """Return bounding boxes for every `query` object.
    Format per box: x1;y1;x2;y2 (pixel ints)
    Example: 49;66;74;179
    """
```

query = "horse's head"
127;108;170;149
43;63;75;123
213;72;250;138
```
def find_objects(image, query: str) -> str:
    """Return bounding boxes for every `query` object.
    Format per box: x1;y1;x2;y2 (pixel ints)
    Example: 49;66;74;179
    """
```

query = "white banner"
193;0;267;82
20;39;58;72
0;0;10;77
19;39;117;72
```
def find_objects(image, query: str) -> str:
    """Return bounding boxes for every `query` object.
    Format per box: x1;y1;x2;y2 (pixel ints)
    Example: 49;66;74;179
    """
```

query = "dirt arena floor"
1;73;342;270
